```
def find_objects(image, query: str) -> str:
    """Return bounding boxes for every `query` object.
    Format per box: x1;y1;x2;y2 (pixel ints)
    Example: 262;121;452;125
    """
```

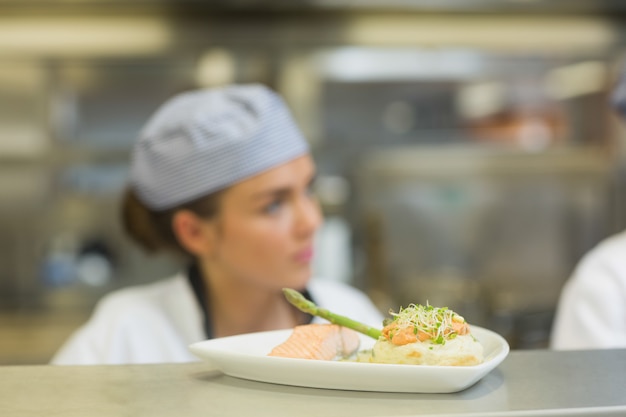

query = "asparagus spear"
283;288;382;340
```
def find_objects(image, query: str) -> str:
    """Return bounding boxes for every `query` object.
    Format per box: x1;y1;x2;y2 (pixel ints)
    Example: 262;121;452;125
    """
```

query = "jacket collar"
186;263;314;339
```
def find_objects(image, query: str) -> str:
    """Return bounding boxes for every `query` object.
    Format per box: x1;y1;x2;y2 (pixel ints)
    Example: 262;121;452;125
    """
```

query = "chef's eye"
263;199;284;215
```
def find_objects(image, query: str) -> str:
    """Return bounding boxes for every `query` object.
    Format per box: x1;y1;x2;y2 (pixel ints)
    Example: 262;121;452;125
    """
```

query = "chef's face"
207;155;321;291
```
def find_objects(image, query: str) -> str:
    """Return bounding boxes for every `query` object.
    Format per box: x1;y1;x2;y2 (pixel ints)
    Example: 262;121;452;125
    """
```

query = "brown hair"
121;187;225;260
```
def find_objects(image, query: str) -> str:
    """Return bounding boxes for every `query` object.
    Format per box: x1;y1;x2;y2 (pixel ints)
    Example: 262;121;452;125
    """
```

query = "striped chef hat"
129;84;309;211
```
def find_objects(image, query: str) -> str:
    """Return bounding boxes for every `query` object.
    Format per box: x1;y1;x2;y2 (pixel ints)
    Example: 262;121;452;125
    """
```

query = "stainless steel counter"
2;349;625;417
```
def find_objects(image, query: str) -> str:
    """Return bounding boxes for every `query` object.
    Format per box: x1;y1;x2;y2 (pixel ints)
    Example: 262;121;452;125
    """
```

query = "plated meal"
271;289;484;367
188;289;509;393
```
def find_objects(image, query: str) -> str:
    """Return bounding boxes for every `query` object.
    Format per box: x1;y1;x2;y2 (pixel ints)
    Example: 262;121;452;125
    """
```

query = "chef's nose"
295;195;322;237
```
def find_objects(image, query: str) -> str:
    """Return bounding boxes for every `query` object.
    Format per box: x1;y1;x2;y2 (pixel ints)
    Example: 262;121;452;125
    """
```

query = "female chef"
51;84;383;364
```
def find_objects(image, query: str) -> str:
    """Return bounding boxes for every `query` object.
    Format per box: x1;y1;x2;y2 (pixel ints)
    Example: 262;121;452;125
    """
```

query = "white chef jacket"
50;273;384;365
550;230;626;350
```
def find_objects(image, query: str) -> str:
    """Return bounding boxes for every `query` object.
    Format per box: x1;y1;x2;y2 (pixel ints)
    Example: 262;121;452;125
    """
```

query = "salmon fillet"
268;324;361;360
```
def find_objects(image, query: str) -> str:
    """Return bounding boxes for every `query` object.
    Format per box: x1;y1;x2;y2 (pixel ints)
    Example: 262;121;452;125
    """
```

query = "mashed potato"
356;302;484;366
367;334;483;366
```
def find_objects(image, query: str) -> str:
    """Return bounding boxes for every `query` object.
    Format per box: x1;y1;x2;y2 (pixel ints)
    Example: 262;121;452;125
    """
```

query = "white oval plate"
189;325;509;393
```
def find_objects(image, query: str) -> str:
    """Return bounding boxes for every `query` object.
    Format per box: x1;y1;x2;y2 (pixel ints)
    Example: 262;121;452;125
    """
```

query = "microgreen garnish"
387;302;465;345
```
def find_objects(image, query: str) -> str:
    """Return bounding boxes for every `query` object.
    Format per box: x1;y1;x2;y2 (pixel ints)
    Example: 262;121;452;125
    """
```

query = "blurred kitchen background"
3;0;626;364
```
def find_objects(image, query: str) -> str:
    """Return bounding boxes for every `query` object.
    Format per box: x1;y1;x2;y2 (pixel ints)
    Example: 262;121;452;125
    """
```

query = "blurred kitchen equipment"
353;146;613;348
313;175;353;284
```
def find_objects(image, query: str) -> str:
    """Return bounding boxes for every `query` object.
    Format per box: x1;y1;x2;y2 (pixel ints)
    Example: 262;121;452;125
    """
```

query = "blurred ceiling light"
195;48;235;87
316;47;483;81
343;16;615;53
0;18;171;57
456;81;506;119
545;61;607;100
